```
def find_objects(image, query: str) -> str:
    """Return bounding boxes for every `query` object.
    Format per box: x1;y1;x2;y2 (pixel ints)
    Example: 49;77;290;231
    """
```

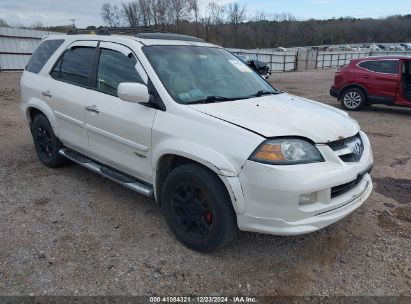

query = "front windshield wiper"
187;95;250;104
251;90;281;97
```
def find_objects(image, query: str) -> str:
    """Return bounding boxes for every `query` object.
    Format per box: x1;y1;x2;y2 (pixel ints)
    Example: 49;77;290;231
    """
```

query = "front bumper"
237;131;373;235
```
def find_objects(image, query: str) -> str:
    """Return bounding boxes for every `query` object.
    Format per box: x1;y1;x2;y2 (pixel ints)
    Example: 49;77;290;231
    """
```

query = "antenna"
69;19;77;29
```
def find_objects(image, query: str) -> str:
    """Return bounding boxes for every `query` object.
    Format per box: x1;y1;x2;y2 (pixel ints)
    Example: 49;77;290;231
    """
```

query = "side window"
359;60;399;74
97;48;144;96
358;61;370;70
51;47;96;87
26;39;64;74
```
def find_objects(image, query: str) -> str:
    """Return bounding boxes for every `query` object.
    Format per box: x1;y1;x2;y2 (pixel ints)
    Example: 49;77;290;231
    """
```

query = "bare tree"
150;0;159;29
0;18;9;27
226;2;247;47
122;1;140;27
30;21;44;30
207;2;226;25
139;0;152;27
155;0;169;30
101;2;121;28
169;0;188;33
253;10;267;22
189;0;200;37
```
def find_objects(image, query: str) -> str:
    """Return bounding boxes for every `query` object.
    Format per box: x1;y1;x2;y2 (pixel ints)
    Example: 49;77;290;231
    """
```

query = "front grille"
327;133;364;162
331;165;373;198
327;138;346;150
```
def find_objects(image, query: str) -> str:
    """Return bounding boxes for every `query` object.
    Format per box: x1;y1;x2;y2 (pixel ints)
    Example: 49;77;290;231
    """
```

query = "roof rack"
67;27;110;35
66;27;205;42
134;32;205;42
108;28;161;36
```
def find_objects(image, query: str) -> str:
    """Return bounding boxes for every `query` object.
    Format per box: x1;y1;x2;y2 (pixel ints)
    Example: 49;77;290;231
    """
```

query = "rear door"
48;40;98;153
357;59;400;102
84;42;156;183
21;39;65;120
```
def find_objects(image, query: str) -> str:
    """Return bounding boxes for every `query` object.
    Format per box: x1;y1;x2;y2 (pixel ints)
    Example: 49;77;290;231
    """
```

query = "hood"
189;93;359;143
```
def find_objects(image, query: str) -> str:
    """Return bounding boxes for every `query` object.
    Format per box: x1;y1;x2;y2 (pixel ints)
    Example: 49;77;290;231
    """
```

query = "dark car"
330;56;411;111
235;54;271;79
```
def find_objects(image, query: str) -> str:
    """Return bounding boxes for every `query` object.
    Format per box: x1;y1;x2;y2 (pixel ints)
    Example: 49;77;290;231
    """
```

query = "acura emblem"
348;138;363;155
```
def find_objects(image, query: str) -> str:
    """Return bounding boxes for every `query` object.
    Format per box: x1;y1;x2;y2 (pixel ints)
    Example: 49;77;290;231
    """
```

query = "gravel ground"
0;70;410;296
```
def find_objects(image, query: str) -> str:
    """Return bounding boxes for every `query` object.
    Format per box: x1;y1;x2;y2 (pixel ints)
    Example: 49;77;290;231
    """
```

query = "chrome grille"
327;133;364;162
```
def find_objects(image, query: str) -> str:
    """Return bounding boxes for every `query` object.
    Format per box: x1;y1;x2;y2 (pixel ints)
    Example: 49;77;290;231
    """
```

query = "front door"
84;42;156;183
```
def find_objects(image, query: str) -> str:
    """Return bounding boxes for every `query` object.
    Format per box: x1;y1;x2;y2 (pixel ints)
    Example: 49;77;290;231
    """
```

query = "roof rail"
67;27;161;36
67;27;110;36
135;32;205;42
66;27;205;42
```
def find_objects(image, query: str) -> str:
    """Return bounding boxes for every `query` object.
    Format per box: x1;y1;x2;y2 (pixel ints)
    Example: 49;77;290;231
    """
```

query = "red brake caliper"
204;212;213;224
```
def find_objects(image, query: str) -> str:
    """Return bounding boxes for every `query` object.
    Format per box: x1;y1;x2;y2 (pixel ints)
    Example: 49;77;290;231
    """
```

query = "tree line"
100;1;411;48
101;0;247;47
2;2;411;49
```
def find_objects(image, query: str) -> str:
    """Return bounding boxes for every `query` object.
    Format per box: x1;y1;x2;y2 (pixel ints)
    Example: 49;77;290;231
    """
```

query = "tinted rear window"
51;47;96;87
26;39;64;74
359;60;399;74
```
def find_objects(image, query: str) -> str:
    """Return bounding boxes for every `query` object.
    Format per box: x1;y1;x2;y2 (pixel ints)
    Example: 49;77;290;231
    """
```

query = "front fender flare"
152;140;246;214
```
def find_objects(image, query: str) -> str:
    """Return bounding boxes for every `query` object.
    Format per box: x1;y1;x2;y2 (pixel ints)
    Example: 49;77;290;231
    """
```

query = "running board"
59;148;153;197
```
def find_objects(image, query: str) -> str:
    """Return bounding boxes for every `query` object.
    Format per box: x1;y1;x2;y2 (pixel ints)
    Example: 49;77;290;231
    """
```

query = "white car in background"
369;44;381;51
20;32;374;252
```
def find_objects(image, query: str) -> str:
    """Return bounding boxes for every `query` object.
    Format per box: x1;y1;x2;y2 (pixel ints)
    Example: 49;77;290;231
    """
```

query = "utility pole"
69;19;77;29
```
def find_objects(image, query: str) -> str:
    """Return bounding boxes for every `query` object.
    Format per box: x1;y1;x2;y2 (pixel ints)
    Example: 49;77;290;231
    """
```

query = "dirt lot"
0;70;410;296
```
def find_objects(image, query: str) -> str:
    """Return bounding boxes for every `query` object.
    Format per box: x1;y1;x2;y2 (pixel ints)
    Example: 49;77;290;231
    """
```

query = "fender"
152;140;246;213
21;97;60;136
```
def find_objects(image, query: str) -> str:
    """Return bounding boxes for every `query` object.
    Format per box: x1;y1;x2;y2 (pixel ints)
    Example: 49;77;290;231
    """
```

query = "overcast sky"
1;0;411;28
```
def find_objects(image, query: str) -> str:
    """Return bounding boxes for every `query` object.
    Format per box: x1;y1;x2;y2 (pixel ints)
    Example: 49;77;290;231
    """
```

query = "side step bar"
59;148;153;197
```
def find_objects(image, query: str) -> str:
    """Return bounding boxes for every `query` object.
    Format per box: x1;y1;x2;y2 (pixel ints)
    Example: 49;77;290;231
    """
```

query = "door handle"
41;90;52;98
363;75;370;79
85;105;100;114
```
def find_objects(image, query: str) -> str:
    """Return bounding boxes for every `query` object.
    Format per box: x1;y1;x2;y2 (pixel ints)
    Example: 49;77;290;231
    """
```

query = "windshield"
143;45;279;104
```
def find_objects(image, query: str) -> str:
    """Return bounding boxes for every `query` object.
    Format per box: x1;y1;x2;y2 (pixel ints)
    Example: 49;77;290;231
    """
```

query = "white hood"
190;93;359;143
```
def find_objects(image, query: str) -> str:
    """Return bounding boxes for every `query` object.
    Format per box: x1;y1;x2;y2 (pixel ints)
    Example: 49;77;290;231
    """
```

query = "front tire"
31;114;68;168
161;164;237;252
340;88;366;111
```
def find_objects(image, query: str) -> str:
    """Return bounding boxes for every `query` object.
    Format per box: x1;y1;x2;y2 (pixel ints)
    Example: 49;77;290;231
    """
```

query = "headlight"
250;138;324;165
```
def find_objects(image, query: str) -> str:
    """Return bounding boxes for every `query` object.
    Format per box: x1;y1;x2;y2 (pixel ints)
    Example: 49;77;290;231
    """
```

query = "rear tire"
161;164;238;252
340;88;366;111
31;114;69;168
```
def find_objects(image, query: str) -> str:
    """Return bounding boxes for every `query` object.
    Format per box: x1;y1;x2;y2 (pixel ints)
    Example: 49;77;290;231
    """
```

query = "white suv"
20;32;373;252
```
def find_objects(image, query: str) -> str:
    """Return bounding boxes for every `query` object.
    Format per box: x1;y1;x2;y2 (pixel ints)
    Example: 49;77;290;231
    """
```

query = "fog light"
299;193;317;206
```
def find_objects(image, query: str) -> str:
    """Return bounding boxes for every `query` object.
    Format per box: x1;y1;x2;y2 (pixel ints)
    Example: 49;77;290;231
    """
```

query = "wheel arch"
339;84;368;102
24;98;58;135
153;148;245;214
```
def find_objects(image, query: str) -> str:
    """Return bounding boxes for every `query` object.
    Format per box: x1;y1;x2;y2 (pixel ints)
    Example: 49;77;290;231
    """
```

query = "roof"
134;32;205;42
351;55;411;61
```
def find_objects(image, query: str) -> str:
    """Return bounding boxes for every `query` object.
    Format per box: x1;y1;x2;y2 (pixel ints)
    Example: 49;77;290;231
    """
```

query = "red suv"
330;56;411;111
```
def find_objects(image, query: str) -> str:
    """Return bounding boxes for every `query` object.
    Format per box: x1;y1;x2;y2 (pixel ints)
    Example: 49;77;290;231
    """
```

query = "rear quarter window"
26;39;65;74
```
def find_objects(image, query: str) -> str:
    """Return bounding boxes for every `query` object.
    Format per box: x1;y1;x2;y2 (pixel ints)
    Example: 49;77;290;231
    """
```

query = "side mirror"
118;82;149;104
